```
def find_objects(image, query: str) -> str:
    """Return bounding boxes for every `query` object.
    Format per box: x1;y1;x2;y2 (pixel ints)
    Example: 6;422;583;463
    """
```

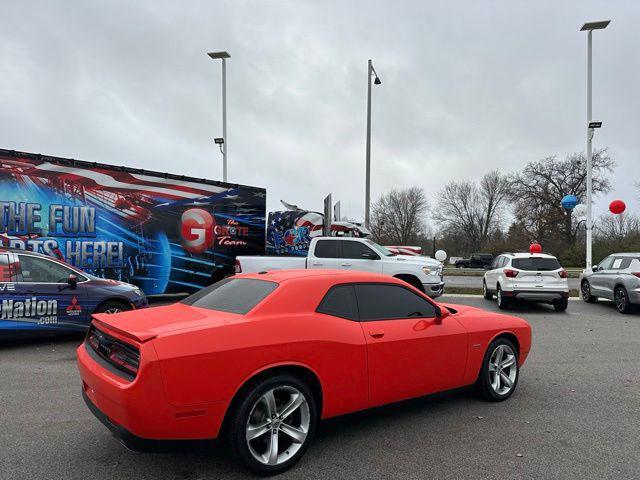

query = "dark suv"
454;253;494;269
0;248;148;338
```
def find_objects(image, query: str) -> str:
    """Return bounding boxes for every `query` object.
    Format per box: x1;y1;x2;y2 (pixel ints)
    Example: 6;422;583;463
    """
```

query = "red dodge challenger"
77;269;531;475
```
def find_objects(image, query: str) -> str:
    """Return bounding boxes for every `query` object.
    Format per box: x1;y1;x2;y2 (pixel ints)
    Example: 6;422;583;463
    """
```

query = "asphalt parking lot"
1;296;639;480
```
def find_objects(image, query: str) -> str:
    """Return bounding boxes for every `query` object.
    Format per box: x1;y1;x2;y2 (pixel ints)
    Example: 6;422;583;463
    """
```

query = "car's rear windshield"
181;278;278;314
512;257;561;271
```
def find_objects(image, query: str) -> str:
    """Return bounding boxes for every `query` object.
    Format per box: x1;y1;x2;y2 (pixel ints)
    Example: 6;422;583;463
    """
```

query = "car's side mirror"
592;266;599;272
67;274;78;289
435;306;450;325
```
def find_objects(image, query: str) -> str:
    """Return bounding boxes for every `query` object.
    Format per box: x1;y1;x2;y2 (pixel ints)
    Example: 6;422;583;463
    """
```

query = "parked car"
483;252;569;311
236;236;445;297
580;253;640;313
77;269;531;475
454;253;493;269
0;248;148;338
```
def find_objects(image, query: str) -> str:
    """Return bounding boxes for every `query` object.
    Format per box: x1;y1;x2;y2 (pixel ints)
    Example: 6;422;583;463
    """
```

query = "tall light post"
207;51;231;182
365;59;381;229
580;20;609;271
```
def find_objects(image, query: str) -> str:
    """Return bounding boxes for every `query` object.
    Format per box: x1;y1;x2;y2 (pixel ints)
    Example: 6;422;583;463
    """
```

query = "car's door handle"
341;262;352;267
369;330;385;338
311;262;323;266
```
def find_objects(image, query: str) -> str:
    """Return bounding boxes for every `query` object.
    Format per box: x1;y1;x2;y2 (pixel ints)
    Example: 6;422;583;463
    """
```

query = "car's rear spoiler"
92;316;157;343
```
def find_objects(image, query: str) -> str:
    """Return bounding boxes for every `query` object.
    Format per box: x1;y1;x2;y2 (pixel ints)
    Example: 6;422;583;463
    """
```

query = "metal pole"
365;59;372;229
585;30;593;270
222;57;228;182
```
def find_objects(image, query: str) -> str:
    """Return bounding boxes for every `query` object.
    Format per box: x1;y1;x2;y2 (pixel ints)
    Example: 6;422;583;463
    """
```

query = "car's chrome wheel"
581;280;596;303
488;344;517;396
104;307;122;314
245;386;311;467
614;286;631;314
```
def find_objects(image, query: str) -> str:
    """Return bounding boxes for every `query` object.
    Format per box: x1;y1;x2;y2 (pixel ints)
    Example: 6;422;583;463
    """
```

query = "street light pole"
365;59;381;230
207;51;231;182
580;20;609;271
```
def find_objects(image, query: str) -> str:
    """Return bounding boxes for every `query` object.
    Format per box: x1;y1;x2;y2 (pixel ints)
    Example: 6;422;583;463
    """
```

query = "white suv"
482;253;569;311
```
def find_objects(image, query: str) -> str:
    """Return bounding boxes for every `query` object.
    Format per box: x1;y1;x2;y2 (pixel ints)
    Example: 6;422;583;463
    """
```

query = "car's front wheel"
477;338;519;401
614;286;633;314
229;374;317;475
94;300;130;314
581;280;596;303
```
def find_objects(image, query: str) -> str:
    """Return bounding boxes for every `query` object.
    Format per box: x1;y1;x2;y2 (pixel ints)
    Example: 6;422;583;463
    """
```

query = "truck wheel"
396;275;425;293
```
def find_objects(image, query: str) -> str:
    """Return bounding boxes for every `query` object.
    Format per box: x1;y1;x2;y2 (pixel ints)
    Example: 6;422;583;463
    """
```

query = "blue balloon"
561;194;579;210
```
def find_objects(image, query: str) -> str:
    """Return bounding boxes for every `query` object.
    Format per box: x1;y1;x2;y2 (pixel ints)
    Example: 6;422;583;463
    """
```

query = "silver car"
580;253;640;313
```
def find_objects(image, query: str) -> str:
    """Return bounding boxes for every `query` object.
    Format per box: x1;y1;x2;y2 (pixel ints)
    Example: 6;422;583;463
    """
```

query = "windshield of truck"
364;239;394;257
182;278;278;314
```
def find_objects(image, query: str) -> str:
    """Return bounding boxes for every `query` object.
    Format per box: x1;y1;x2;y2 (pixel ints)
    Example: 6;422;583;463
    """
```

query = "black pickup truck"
454;253;493;269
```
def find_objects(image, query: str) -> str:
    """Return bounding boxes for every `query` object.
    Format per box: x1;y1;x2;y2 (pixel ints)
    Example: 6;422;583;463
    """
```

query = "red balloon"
529;243;542;254
609;200;626;215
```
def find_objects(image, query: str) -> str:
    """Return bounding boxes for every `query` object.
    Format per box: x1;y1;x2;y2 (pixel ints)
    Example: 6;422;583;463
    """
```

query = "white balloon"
435;250;447;262
573;203;587;218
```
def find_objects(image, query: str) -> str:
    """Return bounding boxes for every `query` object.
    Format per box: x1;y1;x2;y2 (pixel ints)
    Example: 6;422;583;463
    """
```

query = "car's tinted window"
182;278;277;314
341;241;378;260
0;254;13;282
512;257;561;271
18;254;75;283
490;256;502;269
316;285;358;320
355;284;436;320
314;240;339;259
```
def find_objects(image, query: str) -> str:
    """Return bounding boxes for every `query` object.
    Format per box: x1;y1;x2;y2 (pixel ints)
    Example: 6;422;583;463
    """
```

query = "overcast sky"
1;0;638;225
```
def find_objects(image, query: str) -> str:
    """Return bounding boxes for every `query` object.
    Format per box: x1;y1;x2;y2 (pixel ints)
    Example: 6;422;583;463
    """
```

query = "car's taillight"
87;325;140;379
504;269;519;278
632;272;640;278
234;259;242;273
108;345;139;376
558;269;568;278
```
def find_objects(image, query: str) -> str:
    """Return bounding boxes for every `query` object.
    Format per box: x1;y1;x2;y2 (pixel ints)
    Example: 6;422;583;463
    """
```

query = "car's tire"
554;298;568;312
496;285;510;310
228;374;317;475
581;280;597;303
482;280;493;300
397;275;425;293
476;337;519;402
94;300;130;314
614;286;633;314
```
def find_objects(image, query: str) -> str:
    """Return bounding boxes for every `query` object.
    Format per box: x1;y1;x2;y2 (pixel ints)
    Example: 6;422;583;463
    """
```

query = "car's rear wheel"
581;280;596;303
554;298;568;312
496;285;509;310
477;338;519;401
94;300;130;314
229;374;317;475
614;286;632;314
482;280;493;300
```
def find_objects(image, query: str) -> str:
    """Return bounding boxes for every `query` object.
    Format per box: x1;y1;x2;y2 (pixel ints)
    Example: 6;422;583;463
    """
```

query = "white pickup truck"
235;237;445;297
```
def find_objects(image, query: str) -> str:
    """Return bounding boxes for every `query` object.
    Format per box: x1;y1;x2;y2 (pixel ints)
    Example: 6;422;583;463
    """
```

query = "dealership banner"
0;150;266;294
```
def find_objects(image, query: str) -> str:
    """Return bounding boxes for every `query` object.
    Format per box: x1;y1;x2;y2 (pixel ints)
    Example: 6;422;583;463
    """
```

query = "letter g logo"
181;209;214;254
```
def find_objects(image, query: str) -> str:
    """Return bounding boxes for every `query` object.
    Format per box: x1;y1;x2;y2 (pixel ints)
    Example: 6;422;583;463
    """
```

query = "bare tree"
370;187;429;245
433;170;509;253
595;213;640;242
509;149;614;247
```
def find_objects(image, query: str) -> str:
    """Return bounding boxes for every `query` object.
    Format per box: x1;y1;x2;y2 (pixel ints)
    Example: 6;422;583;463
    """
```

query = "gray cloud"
1;0;638;223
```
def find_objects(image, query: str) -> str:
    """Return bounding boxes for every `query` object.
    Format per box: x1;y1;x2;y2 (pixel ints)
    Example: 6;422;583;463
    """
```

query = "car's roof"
236;269;401;284
606;252;640;257
504;252;558;259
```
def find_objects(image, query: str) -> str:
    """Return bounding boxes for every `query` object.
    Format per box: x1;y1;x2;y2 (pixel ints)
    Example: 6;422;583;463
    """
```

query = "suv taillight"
504;268;519;278
633;272;640;278
558;269;568;278
234;259;242;274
